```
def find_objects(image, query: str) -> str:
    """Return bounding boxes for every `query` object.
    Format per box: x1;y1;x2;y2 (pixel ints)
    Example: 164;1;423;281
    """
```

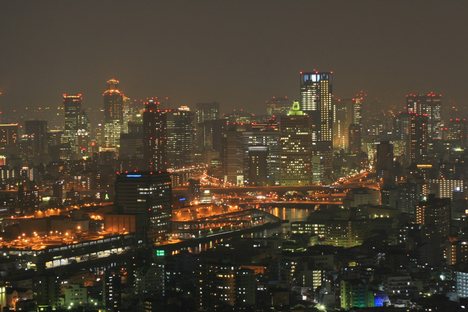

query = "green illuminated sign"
155;249;165;257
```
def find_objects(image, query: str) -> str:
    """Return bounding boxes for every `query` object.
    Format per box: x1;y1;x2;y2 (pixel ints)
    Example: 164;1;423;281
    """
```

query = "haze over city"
1;0;468;123
1;1;468;312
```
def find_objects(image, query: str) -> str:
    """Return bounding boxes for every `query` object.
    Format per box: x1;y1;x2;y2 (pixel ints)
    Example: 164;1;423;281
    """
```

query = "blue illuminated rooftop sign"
126;174;142;178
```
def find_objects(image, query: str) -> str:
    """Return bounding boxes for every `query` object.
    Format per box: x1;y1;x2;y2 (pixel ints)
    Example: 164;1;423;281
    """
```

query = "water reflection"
169;207;314;255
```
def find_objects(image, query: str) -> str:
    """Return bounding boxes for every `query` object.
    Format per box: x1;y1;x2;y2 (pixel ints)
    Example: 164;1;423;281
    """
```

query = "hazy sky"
1;0;467;121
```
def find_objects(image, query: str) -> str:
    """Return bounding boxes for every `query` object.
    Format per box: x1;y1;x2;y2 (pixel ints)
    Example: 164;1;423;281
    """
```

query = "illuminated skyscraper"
406;92;442;139
103;79;124;149
0;123;18;154
115;172;172;243
195;102;219;124
299;72;334;183
24;120;48;163
408;114;428;164
376;141;394;186
63;93;89;156
103;79;124;123
143;99;167;171
299;71;333;142
279;101;311;186
166;106;195;168
333;98;353;150
415;194;451;239
195;102;221;153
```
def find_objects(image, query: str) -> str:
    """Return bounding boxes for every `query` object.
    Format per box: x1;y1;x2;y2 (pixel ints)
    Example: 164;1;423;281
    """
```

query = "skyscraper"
166;106;195;168
195;102;219;124
103;79;124;149
63;93;89;156
195;102;221;153
114;172;172;243
103;79;124;123
0;123;18;154
24;120;48;163
299;72;334;183
408;114;428;164
406;92;442;139
376;141;394;186
279;101;311;186
143;99;167;171
299;71;333;142
415;194;451;239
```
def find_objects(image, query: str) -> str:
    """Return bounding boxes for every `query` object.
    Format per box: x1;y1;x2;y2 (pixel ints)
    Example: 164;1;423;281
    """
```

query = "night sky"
1;0;467;123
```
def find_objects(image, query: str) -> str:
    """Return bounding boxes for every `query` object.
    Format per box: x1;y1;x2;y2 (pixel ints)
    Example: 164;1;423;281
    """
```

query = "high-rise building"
246;146;268;186
406;92;442;139
242;123;280;185
103;79;124;149
166;106;195;168
222;123;246;186
376;141;394;186
63;93;82;145
444;118;467;147
195;102;219;124
103;79;124;123
24;120;48;163
299;71;333;142
143;99;167;171
63;93;89;157
266;96;290;117
333;98;353;150
348;123;362;155
408;114;428;164
279;101;311;186
415;194;451;239
114;172;172;242
195;102;221;154
299;72;334;183
0;123;19;154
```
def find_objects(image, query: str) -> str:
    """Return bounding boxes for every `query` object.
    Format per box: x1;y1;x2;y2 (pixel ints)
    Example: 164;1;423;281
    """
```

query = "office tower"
299;72;334;183
348;123;362;155
246;146;268;186
279;101;311;186
406;92;442;139
445;118;467;147
122;95;132;134
333;98;353;150
0;123;18;154
427;179;464;200
103;79;124;149
376;141;394;186
408;114;428;164
119;121;144;169
242;122;280;185
114;172;172;242
103;79;124;123
24;120;48;162
166;106;195;168
222;123;246;186
415;194;451;239
195;102;219;124
195;102;221;155
266;96;290;117
63;93;82;147
299;72;333;141
142;99;167;171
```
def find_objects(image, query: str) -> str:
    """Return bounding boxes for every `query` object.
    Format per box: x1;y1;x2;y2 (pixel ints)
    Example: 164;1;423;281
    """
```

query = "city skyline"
2;2;468;311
